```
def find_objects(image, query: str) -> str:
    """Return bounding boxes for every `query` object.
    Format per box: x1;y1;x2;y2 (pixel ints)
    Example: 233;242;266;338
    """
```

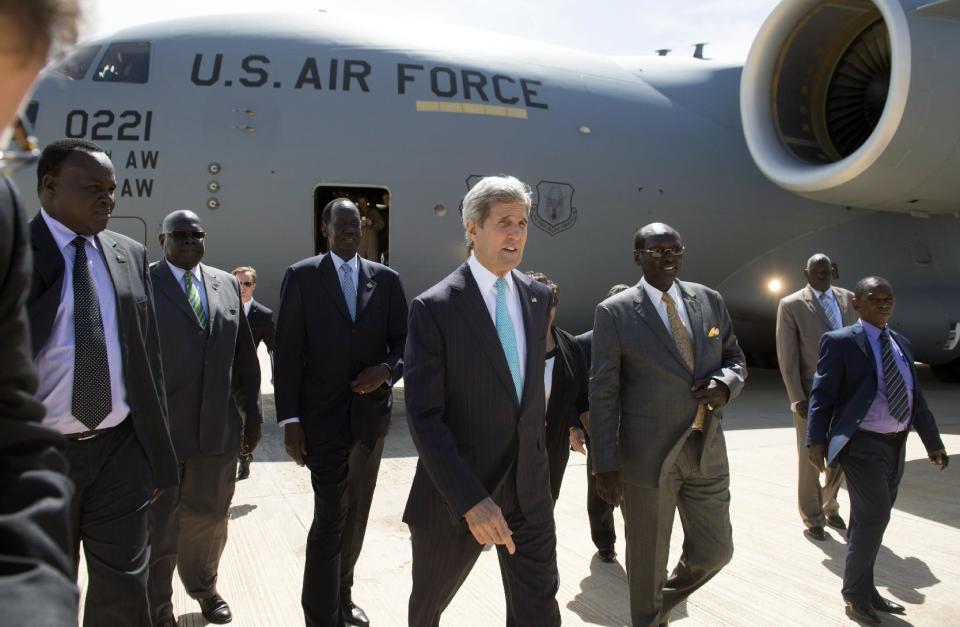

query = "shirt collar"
40;208;99;253
331;252;359;274
639;276;681;305
165;259;203;285
468;253;515;296
243;299;253;316
859;318;887;340
810;286;835;301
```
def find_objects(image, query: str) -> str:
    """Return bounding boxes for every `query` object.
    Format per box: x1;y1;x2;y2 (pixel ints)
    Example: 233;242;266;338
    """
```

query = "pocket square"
708;326;720;338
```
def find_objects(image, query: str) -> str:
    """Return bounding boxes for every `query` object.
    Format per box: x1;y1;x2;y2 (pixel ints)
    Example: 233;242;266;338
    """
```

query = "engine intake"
741;0;960;213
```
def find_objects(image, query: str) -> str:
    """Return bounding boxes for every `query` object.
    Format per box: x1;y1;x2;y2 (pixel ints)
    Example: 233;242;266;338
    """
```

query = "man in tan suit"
776;254;856;540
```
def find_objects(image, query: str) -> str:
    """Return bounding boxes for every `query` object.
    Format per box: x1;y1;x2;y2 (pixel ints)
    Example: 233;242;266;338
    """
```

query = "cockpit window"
51;44;101;80
93;42;150;84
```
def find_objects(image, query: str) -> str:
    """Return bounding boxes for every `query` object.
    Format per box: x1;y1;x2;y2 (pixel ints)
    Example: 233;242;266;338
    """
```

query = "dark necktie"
880;329;910;423
72;236;112;430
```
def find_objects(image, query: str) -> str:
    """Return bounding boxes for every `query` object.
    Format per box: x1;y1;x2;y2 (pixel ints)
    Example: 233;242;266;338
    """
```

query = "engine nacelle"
741;0;960;214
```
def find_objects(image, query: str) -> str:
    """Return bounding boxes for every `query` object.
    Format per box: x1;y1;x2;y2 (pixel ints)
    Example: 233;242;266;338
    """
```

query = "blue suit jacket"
807;323;945;466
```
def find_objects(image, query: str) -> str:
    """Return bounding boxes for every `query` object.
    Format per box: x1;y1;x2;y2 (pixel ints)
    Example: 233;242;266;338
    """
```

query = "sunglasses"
636;246;685;258
239;281;255;287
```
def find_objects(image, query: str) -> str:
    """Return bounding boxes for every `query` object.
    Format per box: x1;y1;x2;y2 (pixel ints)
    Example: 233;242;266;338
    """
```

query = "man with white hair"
402;175;560;626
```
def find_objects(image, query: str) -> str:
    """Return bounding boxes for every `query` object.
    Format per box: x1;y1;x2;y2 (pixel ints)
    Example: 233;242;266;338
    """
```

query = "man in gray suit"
148;210;262;626
590;222;747;627
776;254;855;540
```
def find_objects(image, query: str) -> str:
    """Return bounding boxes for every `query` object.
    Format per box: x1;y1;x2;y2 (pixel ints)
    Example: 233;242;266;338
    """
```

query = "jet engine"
740;0;960;214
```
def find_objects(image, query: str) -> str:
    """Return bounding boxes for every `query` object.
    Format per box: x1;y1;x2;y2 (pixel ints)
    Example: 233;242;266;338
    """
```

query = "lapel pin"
532;297;538;303
116;254;126;264
366;280;376;289
708;326;720;337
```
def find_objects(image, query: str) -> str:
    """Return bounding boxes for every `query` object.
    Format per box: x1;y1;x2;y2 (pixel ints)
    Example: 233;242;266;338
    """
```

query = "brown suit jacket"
775;285;856;410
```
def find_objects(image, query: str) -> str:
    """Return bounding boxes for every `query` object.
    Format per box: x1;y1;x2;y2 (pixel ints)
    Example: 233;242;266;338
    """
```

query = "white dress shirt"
544;353;556;407
279;252;360;428
640;276;692;334
34;208;130;435
810;286;843;330
165;259;208;320
243;299;253;317
468;254;527;388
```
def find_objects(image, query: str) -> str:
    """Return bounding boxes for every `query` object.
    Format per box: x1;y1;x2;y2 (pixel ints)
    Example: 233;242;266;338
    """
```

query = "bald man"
148;210;262;626
776;254;856;540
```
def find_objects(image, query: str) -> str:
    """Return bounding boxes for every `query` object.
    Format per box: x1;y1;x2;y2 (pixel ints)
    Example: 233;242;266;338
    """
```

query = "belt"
64;420;126;442
857;429;907;441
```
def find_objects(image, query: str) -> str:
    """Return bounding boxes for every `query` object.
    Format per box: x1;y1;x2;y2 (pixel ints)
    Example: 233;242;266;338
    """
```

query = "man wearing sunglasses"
148;211;262;626
590;222;747;626
231;265;275;480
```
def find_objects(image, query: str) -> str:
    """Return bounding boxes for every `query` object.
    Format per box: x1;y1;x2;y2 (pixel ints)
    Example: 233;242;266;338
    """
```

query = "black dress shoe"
844;600;881;624
342;601;370;626
237;458;251;480
597;547;618;563
871;594;906;614
804;526;827;541
826;513;847;531
156;617;178;627
199;594;233;624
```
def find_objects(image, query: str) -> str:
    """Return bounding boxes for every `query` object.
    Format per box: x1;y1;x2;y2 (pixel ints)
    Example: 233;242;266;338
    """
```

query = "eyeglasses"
165;230;206;240
636;246;685;258
239;281;255;287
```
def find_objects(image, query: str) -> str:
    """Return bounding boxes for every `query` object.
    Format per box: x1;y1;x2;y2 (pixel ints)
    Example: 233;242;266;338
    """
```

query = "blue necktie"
495;277;523;401
820;292;841;331
340;263;357;322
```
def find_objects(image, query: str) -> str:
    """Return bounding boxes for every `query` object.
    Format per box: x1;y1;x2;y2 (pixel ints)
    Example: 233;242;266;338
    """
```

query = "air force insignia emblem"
532;181;577;236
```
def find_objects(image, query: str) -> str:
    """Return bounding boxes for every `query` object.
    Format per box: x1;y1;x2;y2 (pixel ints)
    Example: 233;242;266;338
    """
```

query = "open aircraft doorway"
314;185;391;265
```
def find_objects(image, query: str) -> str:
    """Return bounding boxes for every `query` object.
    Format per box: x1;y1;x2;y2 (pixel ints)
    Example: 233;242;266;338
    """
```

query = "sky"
82;0;781;61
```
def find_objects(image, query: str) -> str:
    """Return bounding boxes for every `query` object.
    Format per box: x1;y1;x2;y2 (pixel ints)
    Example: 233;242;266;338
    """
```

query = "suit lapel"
834;287;857;325
634;284;691;373
201;265;222;334
452;264;518;405
318;254;352;323
153;261;203;328
514;270;540;411
355;258;376;321
96;232;127;336
678;282;704;364
28;217;66;354
803;286;833;330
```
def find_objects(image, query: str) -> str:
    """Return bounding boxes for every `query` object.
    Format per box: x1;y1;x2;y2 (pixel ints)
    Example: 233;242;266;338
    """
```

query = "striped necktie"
340;263;357;322
880;329;910;422
495;277;523;402
182;271;208;328
820;292;841;331
72;237;112;430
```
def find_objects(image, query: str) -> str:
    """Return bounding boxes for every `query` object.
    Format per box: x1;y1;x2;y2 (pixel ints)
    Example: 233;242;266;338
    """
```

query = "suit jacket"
27;216;178;489
0;177;77;623
590;280;747;487
402;263;553;528
807;323;945;466
776;285;856;410
574;330;592;431
247;300;275;353
545;326;588;499
274;253;407;444
150;261;262;459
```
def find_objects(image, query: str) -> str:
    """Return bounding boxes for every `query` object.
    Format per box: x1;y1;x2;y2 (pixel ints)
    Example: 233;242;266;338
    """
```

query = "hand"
351;365;391;395
796;400;809;419
242;421;262;454
808;443;827;473
569;427;587;455
463;497;515;555
692;379;730;411
284;423;308;467
595;470;623;506
929;449;949;471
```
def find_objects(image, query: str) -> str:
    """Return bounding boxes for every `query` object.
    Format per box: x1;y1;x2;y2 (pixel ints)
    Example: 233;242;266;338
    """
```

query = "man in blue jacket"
807;276;948;625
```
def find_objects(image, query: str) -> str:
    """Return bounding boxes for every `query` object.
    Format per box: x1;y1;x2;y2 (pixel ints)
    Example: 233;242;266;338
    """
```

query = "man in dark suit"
403;176;560;627
232;264;275;480
148;210;262;626
569;283;630;563
275;198;407;627
0;5;81;624
807;276;948;625
27;139;179;626
591;223;746;626
776;254;856;540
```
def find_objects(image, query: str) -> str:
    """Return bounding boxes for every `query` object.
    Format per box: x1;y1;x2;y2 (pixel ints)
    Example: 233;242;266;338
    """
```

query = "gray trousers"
148;449;238;623
621;435;733;627
793;411;843;527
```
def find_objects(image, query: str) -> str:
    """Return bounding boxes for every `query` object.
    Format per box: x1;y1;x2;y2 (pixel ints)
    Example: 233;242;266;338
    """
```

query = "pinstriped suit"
403;262;560;627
